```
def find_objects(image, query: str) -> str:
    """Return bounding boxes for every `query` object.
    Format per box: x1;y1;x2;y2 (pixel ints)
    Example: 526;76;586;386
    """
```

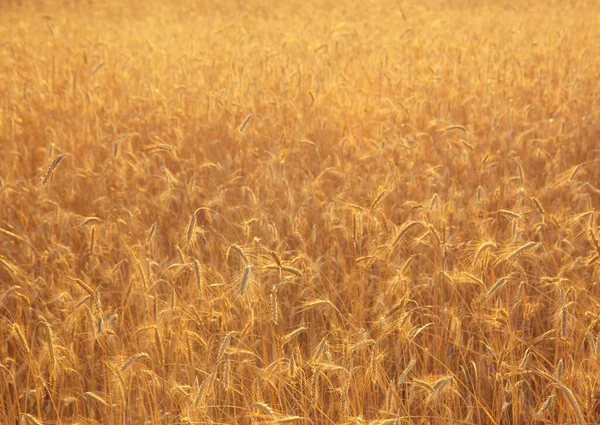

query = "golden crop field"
1;0;600;424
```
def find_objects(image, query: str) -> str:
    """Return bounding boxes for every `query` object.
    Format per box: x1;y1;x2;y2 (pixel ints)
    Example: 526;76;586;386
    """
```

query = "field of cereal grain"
1;1;600;424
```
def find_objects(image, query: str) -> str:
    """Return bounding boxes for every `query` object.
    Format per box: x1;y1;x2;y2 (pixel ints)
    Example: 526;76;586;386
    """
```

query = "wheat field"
1;0;600;424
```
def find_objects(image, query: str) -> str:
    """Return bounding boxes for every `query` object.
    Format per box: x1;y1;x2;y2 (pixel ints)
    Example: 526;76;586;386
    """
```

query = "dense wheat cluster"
1;0;600;424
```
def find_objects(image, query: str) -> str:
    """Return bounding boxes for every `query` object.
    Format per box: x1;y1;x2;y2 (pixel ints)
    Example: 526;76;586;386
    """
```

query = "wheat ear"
42;153;68;185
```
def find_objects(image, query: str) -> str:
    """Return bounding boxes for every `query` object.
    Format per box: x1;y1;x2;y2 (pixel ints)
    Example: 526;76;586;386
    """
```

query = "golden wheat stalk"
23;414;44;425
146;221;158;244
121;352;150;372
41;321;57;386
311;365;322;405
473;241;498;266
507;241;538;261
486;277;508;298
429;193;439;211
192;260;203;291
1;285;21;303
250;401;276;417
239;114;253;133
556;383;585;425
228;244;249;265
281;265;302;276
397;359;416;385
223;356;231;391
282;326;307;344
216;331;235;364
269;250;282;268
530;197;545;214
81;216;101;226
392;221;421;247
312;336;328;363
536;394;555;417
276;416;304;423
84;391;109;406
12;323;29;353
240;264;253;295
186;211;198;247
42;153;68;185
370;189;387;210
444;125;467;132
588;227;600;255
498;209;521;220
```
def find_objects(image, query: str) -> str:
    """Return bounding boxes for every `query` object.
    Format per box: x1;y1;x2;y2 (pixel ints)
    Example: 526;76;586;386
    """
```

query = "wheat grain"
312;336;329;364
498;209;521;220
517;162;524;185
444;125;467;132
413;379;434;391
146;221;158;244
473;241;497;266
392;221;421;247
228;244;248;265
311;365;322;404
1;285;21;303
41;321;57;385
556;359;564;381
42;153;67;185
531;197;545;214
81;216;101;226
239;114;253;133
269;250;282;268
192;260;203;291
194;372;213;408
121;352;150;372
569;163;583;180
282;326;307;344
23;414;44;425
12;323;29;353
216;331;235;364
240;264;253;295
281;265;302;276
485;277;508;298
433;375;453;391
536;394;555;417
223;355;231;391
370;189;387;210
186;211;197;247
250;401;276;417
84;391;109;406
397;359;416;385
428;223;443;246
588;227;600;255
507;241;538;261
556;383;585;425
277;417;304;423
429;193;439;211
